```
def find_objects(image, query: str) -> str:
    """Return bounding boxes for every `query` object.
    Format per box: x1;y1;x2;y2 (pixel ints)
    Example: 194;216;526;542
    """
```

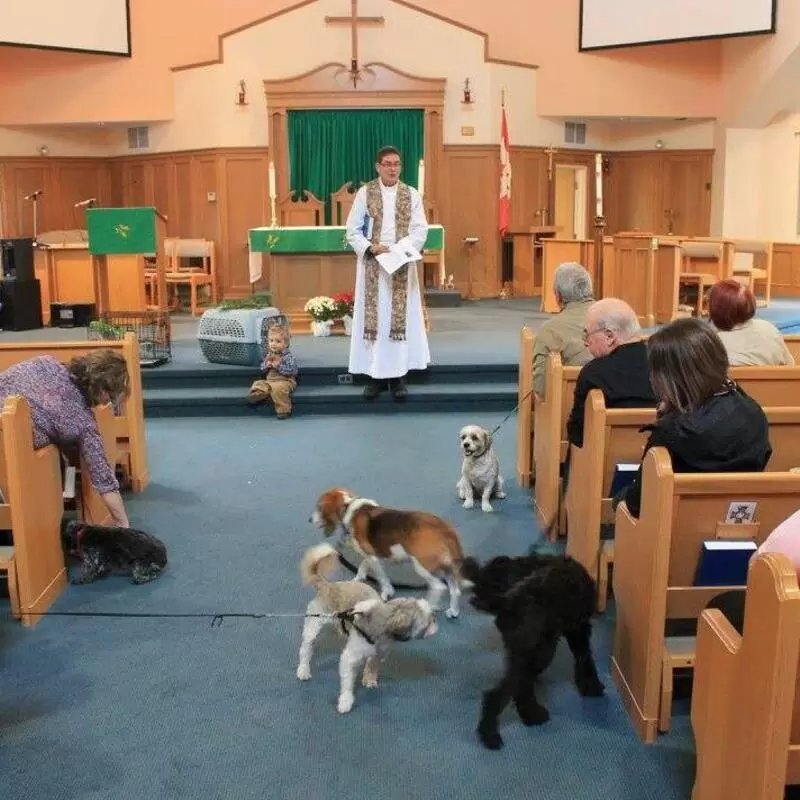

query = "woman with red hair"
707;279;794;366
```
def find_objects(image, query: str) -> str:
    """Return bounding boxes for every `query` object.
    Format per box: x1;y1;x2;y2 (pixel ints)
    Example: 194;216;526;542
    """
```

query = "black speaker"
0;238;34;282
0;279;43;331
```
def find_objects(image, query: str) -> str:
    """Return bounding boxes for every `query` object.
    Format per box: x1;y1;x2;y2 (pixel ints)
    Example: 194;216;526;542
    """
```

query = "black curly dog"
62;521;168;585
462;553;605;749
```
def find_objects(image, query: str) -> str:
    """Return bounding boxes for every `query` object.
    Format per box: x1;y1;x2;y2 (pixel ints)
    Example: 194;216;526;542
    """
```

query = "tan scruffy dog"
296;543;438;714
296;543;380;683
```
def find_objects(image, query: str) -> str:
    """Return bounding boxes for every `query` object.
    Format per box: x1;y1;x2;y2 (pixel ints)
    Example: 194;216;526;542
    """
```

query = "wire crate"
88;311;172;368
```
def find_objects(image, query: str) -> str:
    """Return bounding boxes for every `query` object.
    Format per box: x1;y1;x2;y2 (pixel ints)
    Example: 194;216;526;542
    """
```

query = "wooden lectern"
86;207;167;314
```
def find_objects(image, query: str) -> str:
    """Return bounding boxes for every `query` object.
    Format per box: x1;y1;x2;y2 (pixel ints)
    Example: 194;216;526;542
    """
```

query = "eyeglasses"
379;161;402;168
583;327;608;344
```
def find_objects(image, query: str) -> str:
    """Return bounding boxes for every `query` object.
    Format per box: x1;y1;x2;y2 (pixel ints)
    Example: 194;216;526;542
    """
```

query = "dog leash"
489;388;534;437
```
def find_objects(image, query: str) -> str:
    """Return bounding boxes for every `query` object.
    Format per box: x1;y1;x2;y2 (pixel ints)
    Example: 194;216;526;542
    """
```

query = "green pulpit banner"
248;224;445;254
86;207;162;255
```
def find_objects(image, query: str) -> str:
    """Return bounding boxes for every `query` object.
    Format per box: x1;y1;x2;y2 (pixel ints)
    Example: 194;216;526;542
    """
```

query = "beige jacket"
714;318;795;367
532;298;594;397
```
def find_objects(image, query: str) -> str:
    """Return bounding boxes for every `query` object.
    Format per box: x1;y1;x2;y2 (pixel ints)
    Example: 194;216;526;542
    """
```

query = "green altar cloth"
248;224;444;253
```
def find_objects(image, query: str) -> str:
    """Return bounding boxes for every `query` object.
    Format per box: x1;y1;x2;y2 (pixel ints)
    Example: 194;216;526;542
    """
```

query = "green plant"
89;320;126;339
218;292;273;311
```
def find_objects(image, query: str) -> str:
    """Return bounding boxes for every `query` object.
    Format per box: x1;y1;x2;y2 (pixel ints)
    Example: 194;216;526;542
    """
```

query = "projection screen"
0;0;130;56
579;0;776;51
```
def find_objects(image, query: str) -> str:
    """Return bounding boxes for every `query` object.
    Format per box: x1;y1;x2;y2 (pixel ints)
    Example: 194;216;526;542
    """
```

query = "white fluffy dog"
296;543;439;714
457;425;506;513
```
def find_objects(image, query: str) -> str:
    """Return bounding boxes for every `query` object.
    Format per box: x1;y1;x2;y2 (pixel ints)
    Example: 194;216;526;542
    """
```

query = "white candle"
269;161;276;200
595;153;603;217
418;159;425;198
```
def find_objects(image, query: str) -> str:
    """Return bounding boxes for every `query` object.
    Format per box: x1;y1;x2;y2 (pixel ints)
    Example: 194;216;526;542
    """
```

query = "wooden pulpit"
86;207;168;313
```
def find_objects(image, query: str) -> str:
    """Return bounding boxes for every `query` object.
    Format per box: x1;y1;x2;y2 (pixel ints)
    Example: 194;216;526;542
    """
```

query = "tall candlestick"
268;161;276;200
418;159;425;198
594;153;604;217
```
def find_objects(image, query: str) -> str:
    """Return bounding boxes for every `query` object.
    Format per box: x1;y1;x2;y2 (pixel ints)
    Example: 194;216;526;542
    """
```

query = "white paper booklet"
375;243;422;275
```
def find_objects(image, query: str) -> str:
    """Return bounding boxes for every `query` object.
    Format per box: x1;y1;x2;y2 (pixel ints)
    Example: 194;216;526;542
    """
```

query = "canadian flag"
498;103;512;235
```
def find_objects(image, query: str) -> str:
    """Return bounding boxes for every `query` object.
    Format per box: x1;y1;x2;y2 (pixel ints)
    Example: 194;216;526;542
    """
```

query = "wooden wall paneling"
425;109;444;210
194;156;220;243
772;244;800;298
53;161;107;231
108;161;125;206
150;160;173;234
0;163;7;236
172;158;193;237
606;154;662;234
218;150;269;296
5;163;51;237
123;162;147;207
660;152;713;237
442;145;499;298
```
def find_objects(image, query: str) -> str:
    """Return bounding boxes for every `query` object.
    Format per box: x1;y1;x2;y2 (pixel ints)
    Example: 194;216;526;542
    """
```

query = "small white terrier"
457;425;506;513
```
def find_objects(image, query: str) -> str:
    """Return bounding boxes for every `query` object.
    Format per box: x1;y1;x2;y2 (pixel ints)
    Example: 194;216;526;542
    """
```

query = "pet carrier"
88;311;171;368
197;306;283;367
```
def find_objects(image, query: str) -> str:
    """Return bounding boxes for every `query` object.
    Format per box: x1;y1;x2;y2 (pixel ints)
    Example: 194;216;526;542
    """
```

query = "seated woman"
708;278;794;366
0;350;131;527
619;317;772;519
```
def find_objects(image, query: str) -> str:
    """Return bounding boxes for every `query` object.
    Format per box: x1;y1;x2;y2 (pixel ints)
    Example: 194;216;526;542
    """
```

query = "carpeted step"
141;362;518;390
143;381;518;417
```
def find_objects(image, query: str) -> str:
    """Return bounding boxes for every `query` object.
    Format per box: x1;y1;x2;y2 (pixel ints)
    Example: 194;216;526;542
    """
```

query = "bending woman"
619;317;772;518
0;350;131;527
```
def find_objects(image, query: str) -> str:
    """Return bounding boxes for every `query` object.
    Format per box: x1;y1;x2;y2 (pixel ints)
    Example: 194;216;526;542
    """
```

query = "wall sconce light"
654;139;665;150
462;78;473;105
235;80;248;106
601;155;611;173
38;145;49;156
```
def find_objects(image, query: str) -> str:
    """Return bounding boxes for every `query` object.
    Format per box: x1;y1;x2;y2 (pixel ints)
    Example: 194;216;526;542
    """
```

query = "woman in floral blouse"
0;350;131;527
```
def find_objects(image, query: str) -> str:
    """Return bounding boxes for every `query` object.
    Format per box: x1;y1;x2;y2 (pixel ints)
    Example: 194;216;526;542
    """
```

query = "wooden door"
660;153;712;237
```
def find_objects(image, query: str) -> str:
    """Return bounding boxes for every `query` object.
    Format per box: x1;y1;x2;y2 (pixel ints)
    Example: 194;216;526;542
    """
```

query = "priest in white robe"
345;146;430;400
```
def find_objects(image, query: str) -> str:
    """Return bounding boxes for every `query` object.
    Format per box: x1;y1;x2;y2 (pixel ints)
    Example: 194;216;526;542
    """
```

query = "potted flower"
333;291;355;336
304;295;338;336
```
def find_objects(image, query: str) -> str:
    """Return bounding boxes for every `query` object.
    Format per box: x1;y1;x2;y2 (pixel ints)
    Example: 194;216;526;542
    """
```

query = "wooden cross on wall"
544;145;558;182
326;0;385;88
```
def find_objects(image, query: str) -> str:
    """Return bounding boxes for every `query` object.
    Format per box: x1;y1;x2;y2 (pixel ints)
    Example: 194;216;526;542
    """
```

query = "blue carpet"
0;413;694;799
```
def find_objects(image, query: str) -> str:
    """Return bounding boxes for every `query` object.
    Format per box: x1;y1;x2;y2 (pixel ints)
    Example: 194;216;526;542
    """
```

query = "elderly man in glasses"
566;297;657;448
345;145;430;401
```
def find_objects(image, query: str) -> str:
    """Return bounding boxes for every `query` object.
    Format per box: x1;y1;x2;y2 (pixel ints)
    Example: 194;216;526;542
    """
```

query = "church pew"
564;391;654;610
78;403;119;527
691;552;800;800
610;447;800;743
532;357;800;536
785;335;800;362
0;333;147;492
565;397;800;612
516;326;535;487
0;396;68;626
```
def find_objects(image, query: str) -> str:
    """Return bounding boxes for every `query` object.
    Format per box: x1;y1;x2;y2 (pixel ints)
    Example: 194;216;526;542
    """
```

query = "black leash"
3;610;353;628
489;387;534;437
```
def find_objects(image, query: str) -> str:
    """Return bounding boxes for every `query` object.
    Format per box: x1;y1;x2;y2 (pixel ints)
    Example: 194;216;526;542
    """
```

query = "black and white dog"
62;521;168;585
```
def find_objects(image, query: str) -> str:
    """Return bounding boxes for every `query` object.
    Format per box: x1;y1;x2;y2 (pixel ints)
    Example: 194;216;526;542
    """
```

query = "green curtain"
287;108;424;225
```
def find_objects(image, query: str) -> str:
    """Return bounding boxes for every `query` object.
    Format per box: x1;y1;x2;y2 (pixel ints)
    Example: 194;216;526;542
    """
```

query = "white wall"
719;114;800;242
0;125;115;157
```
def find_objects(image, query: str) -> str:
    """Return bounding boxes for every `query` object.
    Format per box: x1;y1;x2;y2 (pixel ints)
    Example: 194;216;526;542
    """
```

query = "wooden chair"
678;239;735;315
331;183;357;226
691;552;800;800
278;190;324;227
611;447;800;743
732;239;773;306
0;333;148;493
159;238;218;317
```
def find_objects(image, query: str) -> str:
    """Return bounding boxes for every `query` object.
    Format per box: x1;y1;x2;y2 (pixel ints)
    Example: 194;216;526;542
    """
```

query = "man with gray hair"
531;262;595;398
566;297;657;448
